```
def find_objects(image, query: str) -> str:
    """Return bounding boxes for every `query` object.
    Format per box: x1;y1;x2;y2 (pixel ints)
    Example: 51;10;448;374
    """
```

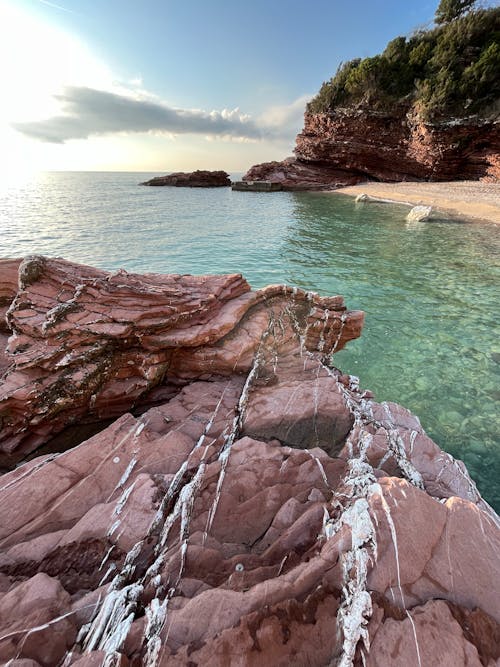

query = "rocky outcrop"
0;258;498;667
141;170;231;187
0;256;362;464
243;108;500;189
242;157;363;191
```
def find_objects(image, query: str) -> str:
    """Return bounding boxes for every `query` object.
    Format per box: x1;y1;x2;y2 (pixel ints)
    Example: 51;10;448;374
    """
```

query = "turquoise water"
1;171;499;509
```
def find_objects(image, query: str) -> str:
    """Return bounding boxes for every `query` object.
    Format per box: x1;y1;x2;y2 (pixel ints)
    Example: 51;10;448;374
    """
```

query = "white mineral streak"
143;598;169;666
326;472;378;667
99;545;115;571
330;312;347;355
158;463;206;552
370;483;405;607
318;309;330;353
82;583;143;653
309;451;330;488
317;354;380;666
115;457;137;490
99;564;117;587
113;481;136;516
205;325;270;536
386;428;424;489
405;610;423;667
107;519;121;537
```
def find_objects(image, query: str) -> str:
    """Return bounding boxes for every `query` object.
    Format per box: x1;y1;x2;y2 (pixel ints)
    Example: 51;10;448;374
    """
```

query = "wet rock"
406;205;432;222
0;258;498;666
141;170;231;187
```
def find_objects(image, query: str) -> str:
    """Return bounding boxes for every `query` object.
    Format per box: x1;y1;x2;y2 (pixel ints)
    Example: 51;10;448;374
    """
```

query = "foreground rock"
0;257;362;464
141;170;231;187
0;257;498;666
243;109;500;190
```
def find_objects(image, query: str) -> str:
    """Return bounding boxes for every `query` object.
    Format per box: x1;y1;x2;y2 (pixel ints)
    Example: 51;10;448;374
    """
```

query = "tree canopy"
307;3;499;120
435;0;477;25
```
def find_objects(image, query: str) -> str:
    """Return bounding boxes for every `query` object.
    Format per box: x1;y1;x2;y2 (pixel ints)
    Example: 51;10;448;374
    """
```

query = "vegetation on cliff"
308;0;500;119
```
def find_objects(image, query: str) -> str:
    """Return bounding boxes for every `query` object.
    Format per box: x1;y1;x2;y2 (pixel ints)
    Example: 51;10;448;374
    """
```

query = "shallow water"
1;171;499;509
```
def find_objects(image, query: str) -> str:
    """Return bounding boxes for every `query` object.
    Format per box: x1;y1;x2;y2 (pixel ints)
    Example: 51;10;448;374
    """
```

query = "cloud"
258;94;311;139
12;86;310;146
12;86;263;143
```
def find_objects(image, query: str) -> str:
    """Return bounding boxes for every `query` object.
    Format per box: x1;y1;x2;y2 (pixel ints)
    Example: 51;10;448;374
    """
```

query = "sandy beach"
332;181;500;224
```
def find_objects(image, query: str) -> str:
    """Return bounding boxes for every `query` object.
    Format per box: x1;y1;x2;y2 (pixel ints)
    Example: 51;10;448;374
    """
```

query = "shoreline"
328;180;500;224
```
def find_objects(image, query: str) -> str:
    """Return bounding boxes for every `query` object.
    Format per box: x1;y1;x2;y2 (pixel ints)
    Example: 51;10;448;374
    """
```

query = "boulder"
406;205;433;222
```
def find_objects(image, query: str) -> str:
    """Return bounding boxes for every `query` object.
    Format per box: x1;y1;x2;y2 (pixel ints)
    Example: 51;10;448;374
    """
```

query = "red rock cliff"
243;108;500;189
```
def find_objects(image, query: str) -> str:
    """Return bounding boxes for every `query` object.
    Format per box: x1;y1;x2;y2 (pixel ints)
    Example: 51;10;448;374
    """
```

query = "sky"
1;0;445;174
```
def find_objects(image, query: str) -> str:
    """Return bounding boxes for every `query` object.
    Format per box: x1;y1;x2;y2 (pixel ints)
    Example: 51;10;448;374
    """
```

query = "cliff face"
243;108;500;189
0;257;499;666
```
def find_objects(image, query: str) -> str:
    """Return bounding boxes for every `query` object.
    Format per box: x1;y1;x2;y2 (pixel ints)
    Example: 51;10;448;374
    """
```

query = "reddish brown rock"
141;170;231;187
0;257;362;464
243;108;500;189
0;257;498;666
242;156;363;190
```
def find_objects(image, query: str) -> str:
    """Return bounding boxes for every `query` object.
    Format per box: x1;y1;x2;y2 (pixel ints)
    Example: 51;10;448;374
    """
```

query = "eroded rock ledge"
243;109;500;190
0;257;498;667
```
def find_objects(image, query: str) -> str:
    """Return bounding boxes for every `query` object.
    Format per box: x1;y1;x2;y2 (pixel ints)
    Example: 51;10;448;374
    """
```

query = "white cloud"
258;94;312;139
13;87;311;145
12;86;263;143
0;2;309;171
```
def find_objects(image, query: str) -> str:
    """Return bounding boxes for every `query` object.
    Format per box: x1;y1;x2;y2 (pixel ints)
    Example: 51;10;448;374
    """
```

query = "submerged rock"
0;257;498;666
406;205;433;222
141;170;231;187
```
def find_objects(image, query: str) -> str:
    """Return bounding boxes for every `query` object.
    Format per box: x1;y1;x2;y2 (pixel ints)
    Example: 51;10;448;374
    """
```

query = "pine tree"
435;0;477;25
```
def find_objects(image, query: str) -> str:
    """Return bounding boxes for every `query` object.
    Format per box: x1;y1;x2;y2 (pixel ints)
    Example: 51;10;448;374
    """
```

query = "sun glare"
0;2;113;123
0;1;117;175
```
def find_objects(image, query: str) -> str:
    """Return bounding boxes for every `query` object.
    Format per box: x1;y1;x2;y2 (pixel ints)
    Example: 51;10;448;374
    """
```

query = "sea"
1;171;499;510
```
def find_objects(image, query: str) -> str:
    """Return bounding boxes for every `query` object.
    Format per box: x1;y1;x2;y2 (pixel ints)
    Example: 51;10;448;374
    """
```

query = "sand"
332;181;500;224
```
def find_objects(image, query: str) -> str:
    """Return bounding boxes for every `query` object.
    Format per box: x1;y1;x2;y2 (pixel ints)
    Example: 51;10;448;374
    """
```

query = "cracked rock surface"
0;257;498;666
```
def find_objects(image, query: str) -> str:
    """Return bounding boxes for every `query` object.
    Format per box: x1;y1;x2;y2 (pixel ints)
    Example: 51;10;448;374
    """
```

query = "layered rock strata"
141;171;231;187
243;109;500;189
0;257;498;666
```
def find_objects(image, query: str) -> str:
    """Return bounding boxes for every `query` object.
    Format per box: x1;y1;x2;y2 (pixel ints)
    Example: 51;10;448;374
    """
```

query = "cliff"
243;108;500;189
244;5;500;189
0;257;499;666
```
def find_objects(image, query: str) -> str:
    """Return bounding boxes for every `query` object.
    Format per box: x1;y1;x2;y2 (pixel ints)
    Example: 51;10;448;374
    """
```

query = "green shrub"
307;3;500;120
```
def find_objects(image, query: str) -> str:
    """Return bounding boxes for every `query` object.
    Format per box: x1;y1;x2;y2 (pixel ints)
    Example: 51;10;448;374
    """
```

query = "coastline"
329;180;500;224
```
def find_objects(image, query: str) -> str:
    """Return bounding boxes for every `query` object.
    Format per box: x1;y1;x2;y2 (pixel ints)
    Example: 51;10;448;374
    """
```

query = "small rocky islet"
0;255;498;666
141;170;231;188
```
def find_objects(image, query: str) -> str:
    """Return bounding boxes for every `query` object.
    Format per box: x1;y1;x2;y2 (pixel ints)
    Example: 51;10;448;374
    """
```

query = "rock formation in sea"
0;257;499;666
243;109;500;190
141;170;231;187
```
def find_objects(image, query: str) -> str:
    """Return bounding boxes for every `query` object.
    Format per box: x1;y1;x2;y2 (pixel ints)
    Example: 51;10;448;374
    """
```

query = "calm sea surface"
1;171;499;509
